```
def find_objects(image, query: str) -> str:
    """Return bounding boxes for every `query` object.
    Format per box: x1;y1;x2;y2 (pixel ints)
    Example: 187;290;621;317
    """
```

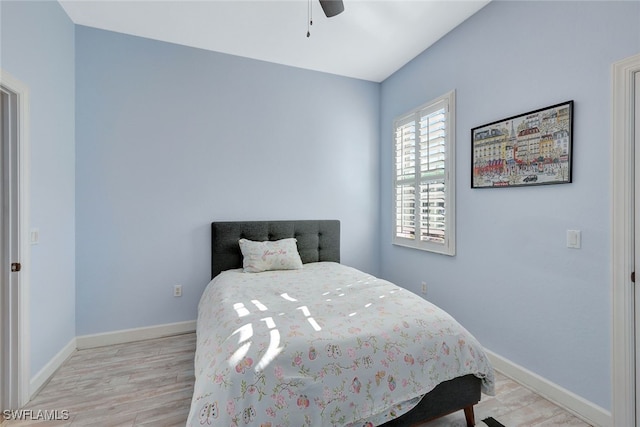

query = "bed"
187;220;494;426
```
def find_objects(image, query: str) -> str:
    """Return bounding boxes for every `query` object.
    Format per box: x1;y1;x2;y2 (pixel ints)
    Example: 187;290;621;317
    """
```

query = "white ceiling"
58;0;490;82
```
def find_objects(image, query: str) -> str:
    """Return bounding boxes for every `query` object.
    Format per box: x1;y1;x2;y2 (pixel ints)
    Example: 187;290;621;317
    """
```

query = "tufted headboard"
211;220;340;279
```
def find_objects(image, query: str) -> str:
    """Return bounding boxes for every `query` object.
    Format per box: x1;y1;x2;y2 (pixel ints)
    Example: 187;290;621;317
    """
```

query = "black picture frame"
471;100;573;188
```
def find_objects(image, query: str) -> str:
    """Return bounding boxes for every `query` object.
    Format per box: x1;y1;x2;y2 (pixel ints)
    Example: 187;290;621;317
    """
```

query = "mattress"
187;262;494;426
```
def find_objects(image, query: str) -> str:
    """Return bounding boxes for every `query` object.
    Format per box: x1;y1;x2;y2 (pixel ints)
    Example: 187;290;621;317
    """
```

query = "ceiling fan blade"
319;0;344;17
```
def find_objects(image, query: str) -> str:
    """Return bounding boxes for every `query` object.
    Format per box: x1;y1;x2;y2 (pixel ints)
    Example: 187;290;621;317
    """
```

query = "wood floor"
2;333;591;427
3;334;196;427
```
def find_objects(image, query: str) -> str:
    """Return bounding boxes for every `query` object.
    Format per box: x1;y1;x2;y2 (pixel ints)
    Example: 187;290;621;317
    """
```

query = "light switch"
567;230;581;249
30;228;39;245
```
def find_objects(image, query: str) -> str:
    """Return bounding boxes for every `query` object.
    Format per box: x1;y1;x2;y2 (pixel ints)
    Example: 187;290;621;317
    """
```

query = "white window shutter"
392;91;455;255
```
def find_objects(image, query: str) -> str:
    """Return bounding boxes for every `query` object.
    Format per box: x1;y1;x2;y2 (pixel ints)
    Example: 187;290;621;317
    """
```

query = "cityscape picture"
471;100;573;188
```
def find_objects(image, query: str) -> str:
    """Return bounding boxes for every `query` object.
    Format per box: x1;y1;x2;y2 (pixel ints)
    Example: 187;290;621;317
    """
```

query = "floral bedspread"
187;262;494;427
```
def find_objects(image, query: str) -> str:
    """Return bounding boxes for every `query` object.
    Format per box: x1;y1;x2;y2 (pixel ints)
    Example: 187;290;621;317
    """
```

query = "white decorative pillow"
238;238;303;273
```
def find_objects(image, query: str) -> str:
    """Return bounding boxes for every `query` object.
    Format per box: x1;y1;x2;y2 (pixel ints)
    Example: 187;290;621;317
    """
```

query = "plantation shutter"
393;93;454;254
419;102;447;244
394;115;417;240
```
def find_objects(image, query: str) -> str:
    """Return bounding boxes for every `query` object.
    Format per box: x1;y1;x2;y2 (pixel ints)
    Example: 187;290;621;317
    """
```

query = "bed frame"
211;220;481;427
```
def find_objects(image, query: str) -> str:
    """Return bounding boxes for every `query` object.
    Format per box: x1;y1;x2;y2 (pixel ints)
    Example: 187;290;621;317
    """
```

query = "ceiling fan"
319;0;345;17
307;0;344;37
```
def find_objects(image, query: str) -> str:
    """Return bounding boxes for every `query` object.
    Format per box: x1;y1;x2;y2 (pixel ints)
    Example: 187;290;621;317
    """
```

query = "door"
1;83;19;412
613;53;640;427
0;70;29;412
1;80;5;416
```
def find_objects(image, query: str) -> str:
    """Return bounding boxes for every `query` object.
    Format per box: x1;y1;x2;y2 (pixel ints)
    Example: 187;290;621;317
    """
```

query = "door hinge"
11;262;21;272
632;271;636;283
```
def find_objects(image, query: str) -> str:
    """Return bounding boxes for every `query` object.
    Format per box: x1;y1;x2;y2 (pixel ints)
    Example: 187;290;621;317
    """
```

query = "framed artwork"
471;100;573;188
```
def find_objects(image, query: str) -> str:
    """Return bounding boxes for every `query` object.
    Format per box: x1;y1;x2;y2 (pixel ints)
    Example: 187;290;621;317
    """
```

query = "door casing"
636;70;640;427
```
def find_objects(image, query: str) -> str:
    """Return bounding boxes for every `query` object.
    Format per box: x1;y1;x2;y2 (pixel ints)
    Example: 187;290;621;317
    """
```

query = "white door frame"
612;52;640;427
0;68;31;410
637;69;640;427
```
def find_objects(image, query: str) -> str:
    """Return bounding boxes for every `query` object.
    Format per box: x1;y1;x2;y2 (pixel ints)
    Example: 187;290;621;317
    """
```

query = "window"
392;90;455;255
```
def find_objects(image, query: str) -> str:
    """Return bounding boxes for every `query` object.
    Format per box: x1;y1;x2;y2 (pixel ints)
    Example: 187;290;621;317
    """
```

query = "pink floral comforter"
187;262;494;426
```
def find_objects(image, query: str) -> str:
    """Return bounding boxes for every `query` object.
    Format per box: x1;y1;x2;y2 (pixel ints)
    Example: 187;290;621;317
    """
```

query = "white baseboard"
484;348;612;427
75;320;196;349
30;337;76;399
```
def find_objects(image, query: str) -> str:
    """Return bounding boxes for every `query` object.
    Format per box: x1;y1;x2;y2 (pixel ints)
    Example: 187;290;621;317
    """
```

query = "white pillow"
238;238;303;273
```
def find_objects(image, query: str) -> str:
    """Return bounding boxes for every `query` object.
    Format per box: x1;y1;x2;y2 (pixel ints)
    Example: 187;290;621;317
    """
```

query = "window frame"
392;90;456;256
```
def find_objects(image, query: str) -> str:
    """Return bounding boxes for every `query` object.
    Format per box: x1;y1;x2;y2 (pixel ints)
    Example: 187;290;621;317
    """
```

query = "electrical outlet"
421;281;427;294
174;285;182;297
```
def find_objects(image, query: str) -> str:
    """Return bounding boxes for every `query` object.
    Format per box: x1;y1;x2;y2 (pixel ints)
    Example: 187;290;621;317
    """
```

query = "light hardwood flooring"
2;333;591;427
421;373;592;427
3;334;196;427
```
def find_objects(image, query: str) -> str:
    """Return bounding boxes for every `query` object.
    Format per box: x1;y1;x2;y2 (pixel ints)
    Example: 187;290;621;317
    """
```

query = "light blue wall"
75;26;381;335
0;1;76;376
380;0;640;411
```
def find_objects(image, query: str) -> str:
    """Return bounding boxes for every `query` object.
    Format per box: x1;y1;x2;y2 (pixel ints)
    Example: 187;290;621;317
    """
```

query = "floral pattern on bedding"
187;262;494;427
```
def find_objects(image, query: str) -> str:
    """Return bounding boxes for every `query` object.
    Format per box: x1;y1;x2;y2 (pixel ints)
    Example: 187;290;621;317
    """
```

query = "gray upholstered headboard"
211;220;340;279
